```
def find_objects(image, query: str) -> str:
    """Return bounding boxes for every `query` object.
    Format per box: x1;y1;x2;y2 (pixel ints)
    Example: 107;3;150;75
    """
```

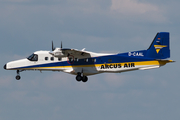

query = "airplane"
4;32;174;82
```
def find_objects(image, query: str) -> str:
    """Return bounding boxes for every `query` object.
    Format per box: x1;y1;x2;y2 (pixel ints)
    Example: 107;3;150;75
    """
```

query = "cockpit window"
27;54;38;61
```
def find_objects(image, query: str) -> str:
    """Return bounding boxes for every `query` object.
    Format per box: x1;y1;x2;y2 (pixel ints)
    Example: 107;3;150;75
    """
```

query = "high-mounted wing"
49;42;91;58
50;48;91;58
62;48;90;56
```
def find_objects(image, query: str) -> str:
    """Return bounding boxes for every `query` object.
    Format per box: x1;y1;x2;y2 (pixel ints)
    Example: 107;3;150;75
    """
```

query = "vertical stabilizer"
146;32;170;59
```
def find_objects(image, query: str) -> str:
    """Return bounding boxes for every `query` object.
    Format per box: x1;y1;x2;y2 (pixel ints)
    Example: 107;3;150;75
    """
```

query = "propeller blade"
52;41;55;51
61;41;62;49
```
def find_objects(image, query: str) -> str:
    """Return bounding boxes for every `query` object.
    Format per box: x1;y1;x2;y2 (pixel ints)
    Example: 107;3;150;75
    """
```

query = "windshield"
27;54;38;61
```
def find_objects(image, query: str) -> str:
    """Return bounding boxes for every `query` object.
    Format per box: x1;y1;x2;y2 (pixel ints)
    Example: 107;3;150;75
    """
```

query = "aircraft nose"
4;64;7;70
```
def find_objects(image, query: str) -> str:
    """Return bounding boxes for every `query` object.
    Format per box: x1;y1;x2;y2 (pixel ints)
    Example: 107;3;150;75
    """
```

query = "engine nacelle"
49;48;66;57
54;51;65;57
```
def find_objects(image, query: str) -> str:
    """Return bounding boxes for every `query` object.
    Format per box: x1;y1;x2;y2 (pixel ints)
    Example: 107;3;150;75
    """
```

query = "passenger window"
51;57;54;61
69;58;73;62
45;57;48;61
74;58;78;62
84;58;88;62
58;58;62;61
92;58;96;62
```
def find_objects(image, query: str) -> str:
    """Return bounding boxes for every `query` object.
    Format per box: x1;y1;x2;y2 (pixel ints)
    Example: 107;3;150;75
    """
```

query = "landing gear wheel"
16;75;21;80
82;76;88;82
76;75;82;82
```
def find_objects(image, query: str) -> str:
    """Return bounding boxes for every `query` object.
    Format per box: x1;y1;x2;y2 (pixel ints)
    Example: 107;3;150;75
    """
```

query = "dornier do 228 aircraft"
4;32;174;82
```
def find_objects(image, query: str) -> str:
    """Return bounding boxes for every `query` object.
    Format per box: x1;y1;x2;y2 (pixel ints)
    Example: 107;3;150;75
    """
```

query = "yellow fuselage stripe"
22;60;171;70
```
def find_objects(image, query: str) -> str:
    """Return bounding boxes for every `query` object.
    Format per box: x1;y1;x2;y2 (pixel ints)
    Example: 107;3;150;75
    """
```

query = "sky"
0;0;180;120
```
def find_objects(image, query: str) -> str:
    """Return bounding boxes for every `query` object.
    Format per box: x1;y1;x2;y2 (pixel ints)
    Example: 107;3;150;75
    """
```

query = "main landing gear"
76;72;88;82
16;70;21;80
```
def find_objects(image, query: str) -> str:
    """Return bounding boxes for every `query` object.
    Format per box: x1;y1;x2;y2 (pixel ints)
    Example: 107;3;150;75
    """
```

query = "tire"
16;75;21;80
76;75;82;82
82;76;88;82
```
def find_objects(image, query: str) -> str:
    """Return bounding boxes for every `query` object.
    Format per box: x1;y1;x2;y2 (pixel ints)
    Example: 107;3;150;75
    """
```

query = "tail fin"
146;32;170;59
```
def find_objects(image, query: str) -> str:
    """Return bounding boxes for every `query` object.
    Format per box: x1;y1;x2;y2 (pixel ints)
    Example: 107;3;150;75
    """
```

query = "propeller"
52;41;55;51
52;41;63;51
50;41;65;57
61;41;63;49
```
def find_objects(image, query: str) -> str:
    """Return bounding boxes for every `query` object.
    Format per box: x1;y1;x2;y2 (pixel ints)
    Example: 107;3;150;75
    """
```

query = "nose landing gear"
16;75;21;80
15;70;21;80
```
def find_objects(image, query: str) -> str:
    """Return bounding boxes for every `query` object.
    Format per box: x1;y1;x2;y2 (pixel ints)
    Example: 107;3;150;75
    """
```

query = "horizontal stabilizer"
139;66;160;70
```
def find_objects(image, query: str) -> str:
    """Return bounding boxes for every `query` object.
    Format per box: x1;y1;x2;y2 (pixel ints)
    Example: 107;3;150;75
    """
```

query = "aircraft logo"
154;45;167;53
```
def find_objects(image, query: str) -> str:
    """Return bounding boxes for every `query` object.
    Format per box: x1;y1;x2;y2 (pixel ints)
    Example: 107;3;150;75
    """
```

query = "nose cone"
4;64;7;70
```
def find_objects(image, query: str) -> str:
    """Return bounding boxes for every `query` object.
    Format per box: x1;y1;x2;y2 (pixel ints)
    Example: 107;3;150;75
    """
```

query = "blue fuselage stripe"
16;54;154;69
